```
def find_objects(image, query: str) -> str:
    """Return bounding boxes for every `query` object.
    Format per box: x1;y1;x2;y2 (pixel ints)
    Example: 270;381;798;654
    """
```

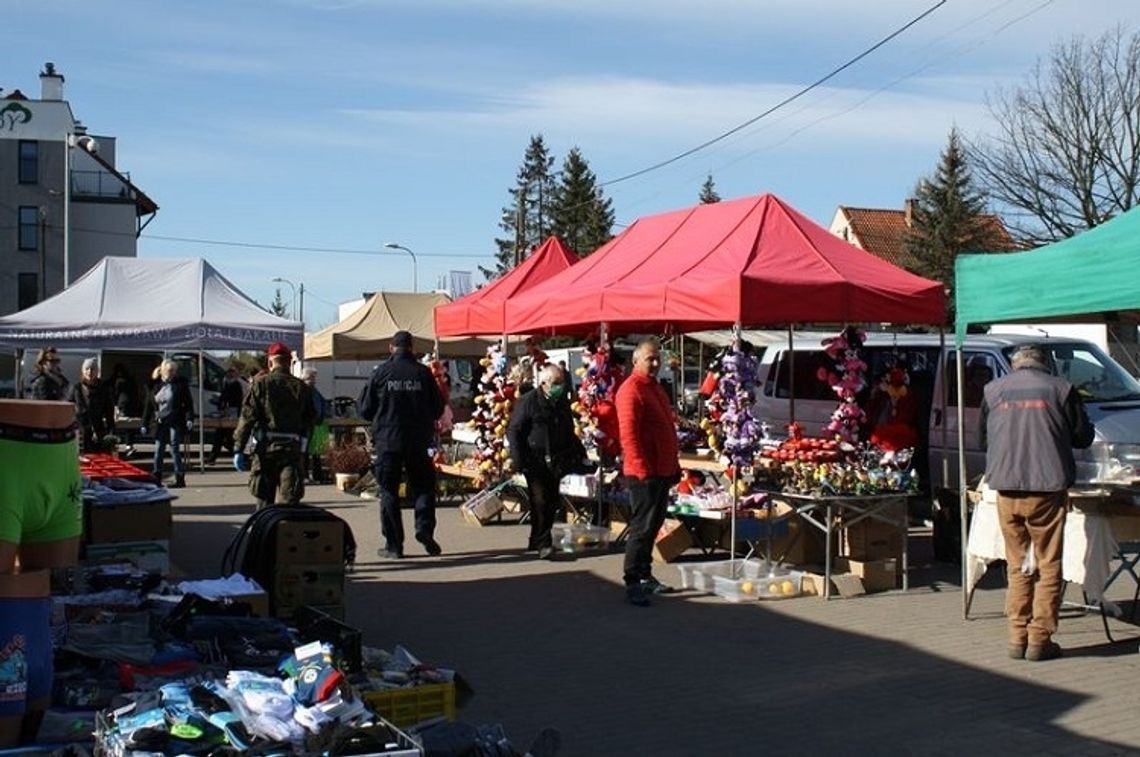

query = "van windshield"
1003;343;1140;403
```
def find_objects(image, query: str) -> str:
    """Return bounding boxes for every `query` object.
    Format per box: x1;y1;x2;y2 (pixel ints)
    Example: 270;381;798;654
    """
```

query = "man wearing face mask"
508;364;587;559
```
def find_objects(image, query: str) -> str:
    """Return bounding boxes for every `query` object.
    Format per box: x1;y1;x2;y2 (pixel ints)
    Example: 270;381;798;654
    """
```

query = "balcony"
71;169;134;201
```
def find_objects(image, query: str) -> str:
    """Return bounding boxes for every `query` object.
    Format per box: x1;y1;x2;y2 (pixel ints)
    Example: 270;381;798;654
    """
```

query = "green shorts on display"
0;424;83;545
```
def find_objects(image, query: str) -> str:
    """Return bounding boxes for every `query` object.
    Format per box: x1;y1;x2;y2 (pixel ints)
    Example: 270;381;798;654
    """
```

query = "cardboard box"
83;539;171;574
272;564;345;618
720;515;827;567
274;520;344;565
84;499;172;545
799;568;829;597
652;518;693;564
834;557;898;593
839;501;906;560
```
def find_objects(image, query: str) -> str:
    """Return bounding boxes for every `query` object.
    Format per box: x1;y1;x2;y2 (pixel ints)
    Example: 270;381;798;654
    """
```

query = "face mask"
546;383;566;401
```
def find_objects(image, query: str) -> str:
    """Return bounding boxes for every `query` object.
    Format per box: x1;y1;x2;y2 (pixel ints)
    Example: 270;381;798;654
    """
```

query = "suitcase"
221;504;356;616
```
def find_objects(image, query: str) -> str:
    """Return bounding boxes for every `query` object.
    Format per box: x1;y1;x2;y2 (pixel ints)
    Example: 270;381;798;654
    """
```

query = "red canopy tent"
504;194;945;333
435;236;579;336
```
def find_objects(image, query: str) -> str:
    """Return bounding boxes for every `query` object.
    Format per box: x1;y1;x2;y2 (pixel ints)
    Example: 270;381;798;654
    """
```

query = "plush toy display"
570;339;625;463
468;344;516;487
818;326;868;443
701;343;763;470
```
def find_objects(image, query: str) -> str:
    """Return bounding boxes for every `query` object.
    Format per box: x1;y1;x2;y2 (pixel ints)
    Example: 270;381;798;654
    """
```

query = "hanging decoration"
702;344;763;473
570;338;625;464
818;326;867;443
468;343;516;487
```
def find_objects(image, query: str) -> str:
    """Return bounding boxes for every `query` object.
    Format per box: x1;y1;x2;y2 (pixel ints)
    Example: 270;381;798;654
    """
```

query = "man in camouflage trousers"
234;342;316;509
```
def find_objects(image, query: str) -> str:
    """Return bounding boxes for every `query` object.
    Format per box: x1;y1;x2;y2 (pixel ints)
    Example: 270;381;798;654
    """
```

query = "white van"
754;333;1140;495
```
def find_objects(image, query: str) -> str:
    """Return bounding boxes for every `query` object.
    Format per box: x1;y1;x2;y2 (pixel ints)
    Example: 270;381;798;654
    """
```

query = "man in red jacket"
616;339;681;606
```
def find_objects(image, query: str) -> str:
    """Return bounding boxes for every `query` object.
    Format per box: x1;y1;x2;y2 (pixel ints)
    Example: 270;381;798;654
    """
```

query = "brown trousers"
997;491;1067;646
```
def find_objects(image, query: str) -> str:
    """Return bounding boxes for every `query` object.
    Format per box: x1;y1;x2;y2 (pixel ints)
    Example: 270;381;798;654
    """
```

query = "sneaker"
537;546;556;560
641;577;677;595
625;584;651;607
416;535;443;556
1026;641;1062;662
377;547;404;560
1008;644;1027;660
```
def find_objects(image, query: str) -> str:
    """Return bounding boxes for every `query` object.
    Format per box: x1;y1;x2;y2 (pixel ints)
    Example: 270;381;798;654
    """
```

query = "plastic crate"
712;574;761;602
552;523;611;553
677;558;771;592
460;490;505;526
362;682;456;728
753;570;804;600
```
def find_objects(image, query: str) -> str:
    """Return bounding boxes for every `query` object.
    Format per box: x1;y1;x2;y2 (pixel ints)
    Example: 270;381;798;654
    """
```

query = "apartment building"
0;63;157;315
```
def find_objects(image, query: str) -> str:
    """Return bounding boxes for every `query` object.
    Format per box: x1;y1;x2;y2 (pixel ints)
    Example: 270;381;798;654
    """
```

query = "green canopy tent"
956;206;1140;342
952;205;1140;615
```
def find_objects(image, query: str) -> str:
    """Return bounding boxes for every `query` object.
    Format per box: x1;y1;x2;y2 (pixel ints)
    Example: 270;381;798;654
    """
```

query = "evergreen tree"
551;147;615;256
904;128;1003;324
270;289;289;318
699;174;721;204
488;135;557;278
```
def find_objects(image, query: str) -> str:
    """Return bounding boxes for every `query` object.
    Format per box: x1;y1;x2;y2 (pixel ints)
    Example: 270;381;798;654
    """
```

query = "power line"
599;0;948;188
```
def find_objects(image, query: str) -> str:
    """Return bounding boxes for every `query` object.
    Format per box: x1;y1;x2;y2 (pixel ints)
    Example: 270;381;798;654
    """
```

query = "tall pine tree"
551;147;615;256
699;174;721;204
904;128;1003;323
489;135;557;278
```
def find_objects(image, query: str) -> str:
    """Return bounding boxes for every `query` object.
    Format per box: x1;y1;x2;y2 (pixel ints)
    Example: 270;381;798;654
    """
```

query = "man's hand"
186;420;194;433
233;453;250;472
139;426;148;437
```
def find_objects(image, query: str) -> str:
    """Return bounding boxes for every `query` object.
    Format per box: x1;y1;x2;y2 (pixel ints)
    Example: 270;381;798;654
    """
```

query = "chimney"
904;198;916;228
39;62;64;101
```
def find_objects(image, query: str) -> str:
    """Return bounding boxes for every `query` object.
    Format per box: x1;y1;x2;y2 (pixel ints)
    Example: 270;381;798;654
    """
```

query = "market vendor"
0;399;82;747
508;364;587;560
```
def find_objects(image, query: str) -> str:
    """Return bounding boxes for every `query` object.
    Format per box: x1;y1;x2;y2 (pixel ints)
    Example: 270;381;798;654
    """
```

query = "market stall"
500;193;945;595
955;205;1140;616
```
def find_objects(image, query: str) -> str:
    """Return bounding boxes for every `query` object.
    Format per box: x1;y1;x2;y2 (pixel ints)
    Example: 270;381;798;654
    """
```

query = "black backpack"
220;504;356;596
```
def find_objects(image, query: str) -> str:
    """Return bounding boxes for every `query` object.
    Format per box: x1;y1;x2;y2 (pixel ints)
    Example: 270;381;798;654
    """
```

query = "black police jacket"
358;352;444;453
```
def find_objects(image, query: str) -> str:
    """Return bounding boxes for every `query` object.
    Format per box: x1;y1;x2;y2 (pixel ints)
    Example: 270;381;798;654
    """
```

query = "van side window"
947;352;997;408
773;352;839;401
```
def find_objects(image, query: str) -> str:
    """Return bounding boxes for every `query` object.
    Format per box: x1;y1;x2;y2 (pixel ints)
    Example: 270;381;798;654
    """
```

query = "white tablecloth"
966;493;1117;603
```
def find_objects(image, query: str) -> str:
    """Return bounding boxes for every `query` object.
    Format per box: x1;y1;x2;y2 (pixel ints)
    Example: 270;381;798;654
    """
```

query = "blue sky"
5;0;1135;330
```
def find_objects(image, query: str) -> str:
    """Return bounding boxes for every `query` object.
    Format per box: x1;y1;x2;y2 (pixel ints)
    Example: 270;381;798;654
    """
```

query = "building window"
17;273;38;310
18;141;38;184
18;206;39;251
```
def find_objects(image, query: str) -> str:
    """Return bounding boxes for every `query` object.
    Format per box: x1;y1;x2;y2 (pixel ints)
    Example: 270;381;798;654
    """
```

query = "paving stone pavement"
169;468;1140;756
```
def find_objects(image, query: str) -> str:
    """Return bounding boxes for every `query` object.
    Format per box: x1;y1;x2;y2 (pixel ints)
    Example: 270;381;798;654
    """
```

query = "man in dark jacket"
981;344;1094;662
508;364;587;559
234;343;316;509
359;331;445;558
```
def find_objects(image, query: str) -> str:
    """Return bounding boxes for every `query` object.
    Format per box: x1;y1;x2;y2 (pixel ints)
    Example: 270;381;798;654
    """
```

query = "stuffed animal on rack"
468;344;516;487
818;326;867;443
571;338;625;464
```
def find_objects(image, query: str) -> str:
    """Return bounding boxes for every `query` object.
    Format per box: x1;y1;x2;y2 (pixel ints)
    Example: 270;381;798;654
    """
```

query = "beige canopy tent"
304;291;492;360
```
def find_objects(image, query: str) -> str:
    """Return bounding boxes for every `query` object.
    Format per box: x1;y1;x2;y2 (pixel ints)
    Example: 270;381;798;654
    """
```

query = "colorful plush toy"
468;343;516;487
572;338;626;463
705;343;763;469
818;326;867;443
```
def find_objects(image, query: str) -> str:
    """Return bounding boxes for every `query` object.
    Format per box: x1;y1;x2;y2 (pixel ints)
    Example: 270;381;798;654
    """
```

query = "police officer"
234;342;316;509
359;330;444;558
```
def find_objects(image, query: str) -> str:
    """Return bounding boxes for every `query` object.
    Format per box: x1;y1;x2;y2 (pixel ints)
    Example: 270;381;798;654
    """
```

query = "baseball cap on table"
392;330;413;349
267;341;292;357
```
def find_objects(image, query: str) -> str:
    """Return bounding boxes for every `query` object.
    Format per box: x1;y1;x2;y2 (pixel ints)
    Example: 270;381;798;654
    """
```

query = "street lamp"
62;133;98;289
271;277;297;320
384;242;418;293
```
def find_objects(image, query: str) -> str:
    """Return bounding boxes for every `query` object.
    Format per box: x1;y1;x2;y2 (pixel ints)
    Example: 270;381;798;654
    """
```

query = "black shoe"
377;547;404;560
1026;641;1062;662
170;474;186;489
625;584;651;607
641;577;677;595
537;546;556;560
417;535;442;556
